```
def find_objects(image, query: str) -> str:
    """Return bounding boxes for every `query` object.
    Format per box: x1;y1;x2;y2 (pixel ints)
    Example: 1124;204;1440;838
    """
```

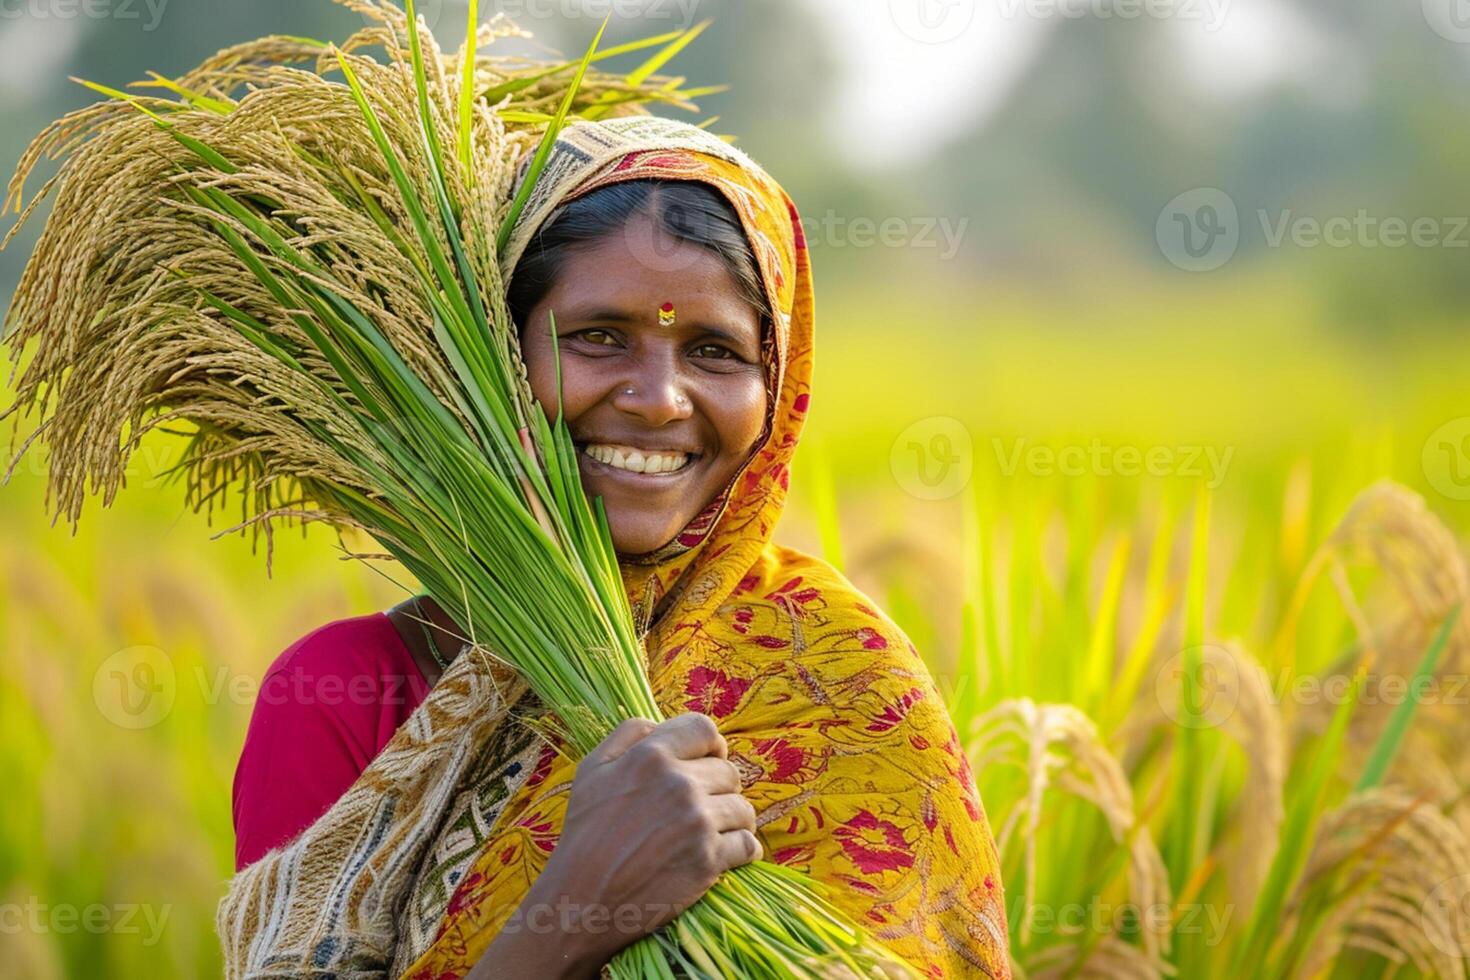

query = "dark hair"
506;180;770;334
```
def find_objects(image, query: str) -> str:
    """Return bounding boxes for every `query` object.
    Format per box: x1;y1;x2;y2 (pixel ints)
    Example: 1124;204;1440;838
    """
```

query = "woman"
223;116;1010;979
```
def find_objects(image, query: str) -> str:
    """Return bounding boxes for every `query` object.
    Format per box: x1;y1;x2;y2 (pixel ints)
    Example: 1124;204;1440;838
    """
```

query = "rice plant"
830;459;1470;979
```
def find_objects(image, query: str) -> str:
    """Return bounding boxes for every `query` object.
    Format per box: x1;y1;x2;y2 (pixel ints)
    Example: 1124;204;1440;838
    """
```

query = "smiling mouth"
579;442;699;476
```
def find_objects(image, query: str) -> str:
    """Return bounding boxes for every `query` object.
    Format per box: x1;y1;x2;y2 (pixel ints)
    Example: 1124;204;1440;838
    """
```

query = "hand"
470;712;760;979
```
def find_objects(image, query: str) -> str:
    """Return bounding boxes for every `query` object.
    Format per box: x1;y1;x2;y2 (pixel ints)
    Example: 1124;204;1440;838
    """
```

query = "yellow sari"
403;116;1011;979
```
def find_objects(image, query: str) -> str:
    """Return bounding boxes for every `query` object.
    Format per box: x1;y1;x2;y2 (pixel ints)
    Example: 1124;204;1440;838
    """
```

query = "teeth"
584;443;691;475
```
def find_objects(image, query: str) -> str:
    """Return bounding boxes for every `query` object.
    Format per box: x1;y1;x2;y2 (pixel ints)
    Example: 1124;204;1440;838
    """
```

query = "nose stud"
618;386;688;406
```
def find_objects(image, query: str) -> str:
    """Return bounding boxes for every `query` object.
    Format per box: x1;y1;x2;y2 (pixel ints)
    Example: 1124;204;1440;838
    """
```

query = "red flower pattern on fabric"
682;665;753;718
867;686;925;733
744;736;810;783
834;809;916;875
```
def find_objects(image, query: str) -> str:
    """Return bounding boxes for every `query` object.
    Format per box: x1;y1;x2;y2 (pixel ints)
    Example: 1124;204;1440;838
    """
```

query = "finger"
647;712;726;761
714;828;763;870
706;792;758;834
590;717;658;765
684;756;743;795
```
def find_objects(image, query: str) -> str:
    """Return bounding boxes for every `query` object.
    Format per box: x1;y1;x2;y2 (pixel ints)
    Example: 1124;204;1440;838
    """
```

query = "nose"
611;350;693;426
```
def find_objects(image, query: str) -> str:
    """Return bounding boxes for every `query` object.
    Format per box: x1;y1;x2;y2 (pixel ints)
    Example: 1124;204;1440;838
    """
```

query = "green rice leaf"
477;28;685;104
495;15;608;254
1233;662;1367;978
133;72;235;114
1354;604;1462;791
456;0;479;180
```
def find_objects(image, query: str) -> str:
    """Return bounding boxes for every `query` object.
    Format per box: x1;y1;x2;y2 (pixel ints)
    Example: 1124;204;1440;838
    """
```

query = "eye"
571;328;620;347
691;342;739;360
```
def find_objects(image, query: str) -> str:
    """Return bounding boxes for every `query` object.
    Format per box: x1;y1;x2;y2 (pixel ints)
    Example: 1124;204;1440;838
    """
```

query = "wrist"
520;863;617;977
469;865;608;980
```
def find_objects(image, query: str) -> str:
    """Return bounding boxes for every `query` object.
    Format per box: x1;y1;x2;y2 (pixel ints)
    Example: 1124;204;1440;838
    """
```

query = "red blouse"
231;612;433;871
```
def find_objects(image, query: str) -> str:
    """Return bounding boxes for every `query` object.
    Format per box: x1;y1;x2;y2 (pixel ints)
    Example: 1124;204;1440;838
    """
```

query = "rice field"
4;273;1470;977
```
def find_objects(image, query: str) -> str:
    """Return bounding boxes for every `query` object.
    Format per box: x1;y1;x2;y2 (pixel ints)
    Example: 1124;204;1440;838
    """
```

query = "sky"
798;0;1337;170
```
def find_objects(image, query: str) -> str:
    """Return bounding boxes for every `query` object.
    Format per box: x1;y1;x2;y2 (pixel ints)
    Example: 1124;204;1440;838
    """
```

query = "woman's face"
520;211;769;557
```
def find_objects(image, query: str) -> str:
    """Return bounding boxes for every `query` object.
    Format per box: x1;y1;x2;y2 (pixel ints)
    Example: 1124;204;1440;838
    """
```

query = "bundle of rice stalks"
0;1;911;976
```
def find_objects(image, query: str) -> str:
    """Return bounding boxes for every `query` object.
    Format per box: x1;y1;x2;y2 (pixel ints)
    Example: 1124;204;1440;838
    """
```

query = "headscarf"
400;116;1012;980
